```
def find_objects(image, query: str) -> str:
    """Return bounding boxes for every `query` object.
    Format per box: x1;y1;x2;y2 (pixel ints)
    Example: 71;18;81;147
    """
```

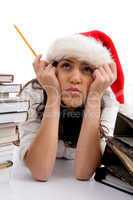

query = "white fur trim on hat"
46;34;113;66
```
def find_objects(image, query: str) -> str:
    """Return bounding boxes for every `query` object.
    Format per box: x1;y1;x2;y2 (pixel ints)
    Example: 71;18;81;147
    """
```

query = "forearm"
24;98;60;181
75;95;102;180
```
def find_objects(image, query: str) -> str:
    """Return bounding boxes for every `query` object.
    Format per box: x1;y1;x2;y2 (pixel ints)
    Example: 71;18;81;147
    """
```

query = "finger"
33;55;49;74
39;60;48;69
97;67;109;81
44;64;54;71
32;54;42;73
37;63;53;77
92;69;104;82
109;62;117;78
45;65;58;80
102;64;115;81
49;66;58;78
98;65;117;86
102;64;113;75
33;54;42;66
52;66;58;77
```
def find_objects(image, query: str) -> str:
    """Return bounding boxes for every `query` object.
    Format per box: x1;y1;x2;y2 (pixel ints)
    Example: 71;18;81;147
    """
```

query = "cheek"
56;70;66;90
83;78;93;93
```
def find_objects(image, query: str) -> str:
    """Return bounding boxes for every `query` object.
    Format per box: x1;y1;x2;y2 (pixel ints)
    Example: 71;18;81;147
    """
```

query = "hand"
88;63;117;98
33;55;61;101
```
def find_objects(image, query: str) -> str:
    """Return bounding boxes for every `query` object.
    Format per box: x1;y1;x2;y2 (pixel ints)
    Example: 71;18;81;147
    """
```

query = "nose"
69;69;82;84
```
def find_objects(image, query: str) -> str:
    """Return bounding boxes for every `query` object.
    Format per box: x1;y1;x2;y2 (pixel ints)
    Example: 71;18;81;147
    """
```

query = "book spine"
0;84;22;93
94;167;133;195
0;93;9;98
107;137;133;160
0;74;14;83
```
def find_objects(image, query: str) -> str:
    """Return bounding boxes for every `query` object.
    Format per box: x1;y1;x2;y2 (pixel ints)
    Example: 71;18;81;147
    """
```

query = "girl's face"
56;57;94;109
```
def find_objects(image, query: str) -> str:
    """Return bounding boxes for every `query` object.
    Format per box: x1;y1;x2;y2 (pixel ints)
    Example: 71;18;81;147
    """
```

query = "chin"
61;96;83;108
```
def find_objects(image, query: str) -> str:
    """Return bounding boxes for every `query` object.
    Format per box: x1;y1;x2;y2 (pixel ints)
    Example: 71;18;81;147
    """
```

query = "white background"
0;0;133;105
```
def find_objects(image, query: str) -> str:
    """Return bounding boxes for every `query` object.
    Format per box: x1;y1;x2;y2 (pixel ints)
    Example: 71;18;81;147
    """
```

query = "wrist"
45;85;61;101
46;91;61;108
84;92;101;113
47;93;61;106
43;98;60;119
86;91;102;103
84;95;101;120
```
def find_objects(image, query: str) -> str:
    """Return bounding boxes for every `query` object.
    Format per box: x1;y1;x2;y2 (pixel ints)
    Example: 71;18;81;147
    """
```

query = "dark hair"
19;78;47;120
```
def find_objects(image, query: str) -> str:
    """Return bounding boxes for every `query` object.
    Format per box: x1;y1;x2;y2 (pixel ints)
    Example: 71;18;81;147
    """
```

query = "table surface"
0;150;132;200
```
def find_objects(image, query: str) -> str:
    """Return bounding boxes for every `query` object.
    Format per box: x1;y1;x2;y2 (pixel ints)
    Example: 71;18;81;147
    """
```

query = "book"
0;152;13;163
116;137;133;147
0;143;14;152
107;137;133;157
114;112;133;136
95;166;133;195
0;98;29;113
0;84;22;94
0;93;9;99
95;110;133;196
0;123;19;145
119;104;133;120
0;111;28;124
0;123;16;137
106;137;133;174
0;133;18;145
0;122;16;129
0;150;13;158
0;74;14;83
95;145;133;194
0;161;13;182
102;145;133;184
104;111;133;174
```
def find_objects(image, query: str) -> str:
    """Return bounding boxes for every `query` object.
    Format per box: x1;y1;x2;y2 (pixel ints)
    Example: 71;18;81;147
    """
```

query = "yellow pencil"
0;161;13;169
13;24;37;57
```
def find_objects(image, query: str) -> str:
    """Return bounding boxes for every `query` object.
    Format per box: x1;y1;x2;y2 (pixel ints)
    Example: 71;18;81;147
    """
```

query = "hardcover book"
0;74;14;83
95;112;133;194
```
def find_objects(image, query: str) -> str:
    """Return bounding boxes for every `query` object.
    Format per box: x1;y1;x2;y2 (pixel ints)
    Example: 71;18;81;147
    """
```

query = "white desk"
0;151;132;200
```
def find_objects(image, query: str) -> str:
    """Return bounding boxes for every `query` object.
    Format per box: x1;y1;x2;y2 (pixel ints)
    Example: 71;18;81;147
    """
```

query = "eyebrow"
60;58;74;63
59;58;97;71
80;61;92;66
80;61;97;71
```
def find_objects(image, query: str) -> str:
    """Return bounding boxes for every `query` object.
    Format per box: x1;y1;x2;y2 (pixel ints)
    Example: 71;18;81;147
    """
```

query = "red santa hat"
46;30;124;104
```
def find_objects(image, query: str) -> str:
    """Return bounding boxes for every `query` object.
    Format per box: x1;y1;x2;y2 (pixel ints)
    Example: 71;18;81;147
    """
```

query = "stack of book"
94;112;133;195
0;74;29;182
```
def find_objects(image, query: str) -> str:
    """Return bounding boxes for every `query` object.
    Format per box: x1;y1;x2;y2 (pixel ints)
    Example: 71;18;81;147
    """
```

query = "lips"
66;87;81;92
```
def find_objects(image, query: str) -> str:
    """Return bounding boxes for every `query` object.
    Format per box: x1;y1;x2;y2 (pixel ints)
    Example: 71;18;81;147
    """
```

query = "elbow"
75;174;92;181
30;166;53;182
25;161;51;182
31;168;52;182
24;153;52;182
74;169;94;181
32;173;49;182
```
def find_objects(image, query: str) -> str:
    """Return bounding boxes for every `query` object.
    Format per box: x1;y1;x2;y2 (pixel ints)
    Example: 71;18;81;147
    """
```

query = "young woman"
18;30;124;182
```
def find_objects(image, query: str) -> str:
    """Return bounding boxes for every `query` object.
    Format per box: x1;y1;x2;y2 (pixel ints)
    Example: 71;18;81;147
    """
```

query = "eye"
61;62;71;70
82;65;93;75
52;61;58;67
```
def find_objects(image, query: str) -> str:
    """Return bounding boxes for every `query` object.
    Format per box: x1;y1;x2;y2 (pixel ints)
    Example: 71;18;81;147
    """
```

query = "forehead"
59;57;90;65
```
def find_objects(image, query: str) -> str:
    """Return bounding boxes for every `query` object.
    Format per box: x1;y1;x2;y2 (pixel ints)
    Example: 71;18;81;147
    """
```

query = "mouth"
65;87;81;93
